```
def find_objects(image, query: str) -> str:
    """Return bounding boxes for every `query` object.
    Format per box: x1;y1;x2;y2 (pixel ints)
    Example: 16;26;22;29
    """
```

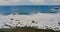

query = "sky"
0;0;60;5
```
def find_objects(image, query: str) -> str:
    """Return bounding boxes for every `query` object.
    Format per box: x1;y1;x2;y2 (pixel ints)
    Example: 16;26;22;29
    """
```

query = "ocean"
0;5;60;31
0;5;60;15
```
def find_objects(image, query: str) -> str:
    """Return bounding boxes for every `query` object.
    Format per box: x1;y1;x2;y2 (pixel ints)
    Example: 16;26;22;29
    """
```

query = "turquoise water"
0;5;60;15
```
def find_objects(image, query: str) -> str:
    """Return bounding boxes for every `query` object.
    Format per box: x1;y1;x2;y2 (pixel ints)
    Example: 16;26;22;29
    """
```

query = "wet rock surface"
10;18;13;20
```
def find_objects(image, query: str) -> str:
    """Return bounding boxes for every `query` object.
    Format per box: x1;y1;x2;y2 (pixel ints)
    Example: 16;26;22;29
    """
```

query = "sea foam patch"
0;13;60;31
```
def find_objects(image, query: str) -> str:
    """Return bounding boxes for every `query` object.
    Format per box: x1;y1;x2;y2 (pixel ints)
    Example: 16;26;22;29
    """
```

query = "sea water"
0;5;60;15
0;5;60;31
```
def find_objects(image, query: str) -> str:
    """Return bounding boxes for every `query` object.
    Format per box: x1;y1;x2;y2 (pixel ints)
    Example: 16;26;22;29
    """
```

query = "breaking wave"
0;12;60;31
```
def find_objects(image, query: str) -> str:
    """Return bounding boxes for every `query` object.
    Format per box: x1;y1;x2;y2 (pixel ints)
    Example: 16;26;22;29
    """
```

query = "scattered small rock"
58;23;60;25
20;24;23;25
18;22;20;24
32;20;38;24
13;13;16;15
32;20;35;23
10;18;13;20
13;24;15;25
32;26;38;28
10;22;12;24
45;26;48;28
16;24;19;25
54;27;59;30
16;20;20;21
55;8;59;10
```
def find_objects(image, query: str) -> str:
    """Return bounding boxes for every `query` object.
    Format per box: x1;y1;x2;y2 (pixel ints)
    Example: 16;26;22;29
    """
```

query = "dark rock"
58;23;60;25
54;8;60;10
10;22;12;24
16;24;19;25
13;13;16;15
32;20;35;23
13;24;15;25
32;20;38;24
10;18;13;20
45;26;48;28
18;22;20;24
54;27;59;30
16;20;20;21
4;23;12;28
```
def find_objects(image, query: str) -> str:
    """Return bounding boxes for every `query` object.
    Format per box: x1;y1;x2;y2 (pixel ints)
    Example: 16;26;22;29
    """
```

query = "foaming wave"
0;13;60;31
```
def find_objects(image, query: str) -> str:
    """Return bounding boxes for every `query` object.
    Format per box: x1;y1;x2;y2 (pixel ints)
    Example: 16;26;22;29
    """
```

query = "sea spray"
0;13;60;31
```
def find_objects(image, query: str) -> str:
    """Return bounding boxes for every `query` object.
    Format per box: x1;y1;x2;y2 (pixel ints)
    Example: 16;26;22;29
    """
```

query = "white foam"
0;13;60;31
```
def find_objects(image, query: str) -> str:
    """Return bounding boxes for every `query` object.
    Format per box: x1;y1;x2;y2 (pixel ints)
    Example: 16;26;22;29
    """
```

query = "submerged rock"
10;18;13;20
58;23;60;25
32;20;35;23
13;13;16;15
16;20;20;21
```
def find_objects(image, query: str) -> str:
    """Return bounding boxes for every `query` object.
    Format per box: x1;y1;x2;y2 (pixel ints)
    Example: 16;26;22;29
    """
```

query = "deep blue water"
0;5;60;15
